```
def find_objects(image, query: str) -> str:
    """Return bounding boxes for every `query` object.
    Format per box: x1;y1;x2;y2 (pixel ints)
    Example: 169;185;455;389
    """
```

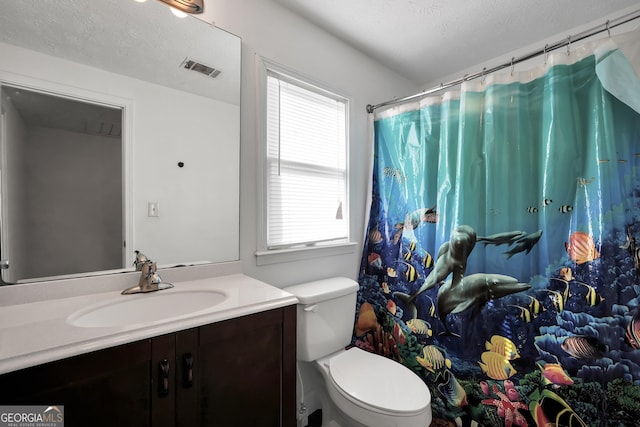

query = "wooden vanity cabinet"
0;306;296;427
0;339;152;426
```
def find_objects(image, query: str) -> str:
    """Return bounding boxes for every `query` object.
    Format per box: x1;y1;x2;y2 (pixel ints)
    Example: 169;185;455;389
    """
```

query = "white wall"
201;0;418;288
194;3;418;418
23;127;122;279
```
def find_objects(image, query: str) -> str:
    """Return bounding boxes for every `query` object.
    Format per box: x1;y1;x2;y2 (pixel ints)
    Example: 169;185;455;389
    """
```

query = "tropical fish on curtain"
354;36;640;427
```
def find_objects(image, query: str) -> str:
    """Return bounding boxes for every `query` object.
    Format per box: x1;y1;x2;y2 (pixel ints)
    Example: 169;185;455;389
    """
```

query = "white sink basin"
67;290;228;328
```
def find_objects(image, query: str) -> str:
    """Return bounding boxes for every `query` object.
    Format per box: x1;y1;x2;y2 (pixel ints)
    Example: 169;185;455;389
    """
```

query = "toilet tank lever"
303;304;318;312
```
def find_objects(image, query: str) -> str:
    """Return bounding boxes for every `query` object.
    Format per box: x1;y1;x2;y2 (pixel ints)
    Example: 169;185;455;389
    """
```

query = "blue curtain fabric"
357;41;640;426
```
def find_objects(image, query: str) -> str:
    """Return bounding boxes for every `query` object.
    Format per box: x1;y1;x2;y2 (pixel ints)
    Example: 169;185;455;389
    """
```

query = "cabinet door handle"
158;359;170;397
183;353;194;388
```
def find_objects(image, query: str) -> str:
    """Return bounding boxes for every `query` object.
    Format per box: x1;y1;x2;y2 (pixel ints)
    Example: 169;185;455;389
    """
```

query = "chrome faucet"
122;259;174;295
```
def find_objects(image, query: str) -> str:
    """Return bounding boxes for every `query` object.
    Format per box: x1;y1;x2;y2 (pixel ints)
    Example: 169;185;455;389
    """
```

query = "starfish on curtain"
481;384;528;427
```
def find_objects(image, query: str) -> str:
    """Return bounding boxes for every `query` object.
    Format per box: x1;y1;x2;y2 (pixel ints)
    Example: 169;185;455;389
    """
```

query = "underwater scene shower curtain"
356;38;640;426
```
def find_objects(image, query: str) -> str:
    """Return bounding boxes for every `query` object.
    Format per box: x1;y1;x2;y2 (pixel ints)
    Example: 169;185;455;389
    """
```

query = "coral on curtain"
356;35;640;426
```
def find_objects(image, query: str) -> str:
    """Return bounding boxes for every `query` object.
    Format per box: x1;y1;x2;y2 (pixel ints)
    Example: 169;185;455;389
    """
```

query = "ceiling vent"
181;58;221;78
86;121;122;138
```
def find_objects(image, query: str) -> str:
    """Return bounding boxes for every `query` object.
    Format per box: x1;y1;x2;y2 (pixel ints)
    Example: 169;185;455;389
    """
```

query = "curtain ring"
481;67;487;84
566;36;571;56
510;57;515;75
543;44;549;65
606;20;611;37
463;73;469;81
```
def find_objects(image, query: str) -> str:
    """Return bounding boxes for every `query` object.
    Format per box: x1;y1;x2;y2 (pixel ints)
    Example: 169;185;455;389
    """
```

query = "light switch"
148;202;160;217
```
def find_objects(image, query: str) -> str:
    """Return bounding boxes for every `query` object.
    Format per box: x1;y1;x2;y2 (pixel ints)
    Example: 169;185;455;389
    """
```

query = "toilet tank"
284;277;359;362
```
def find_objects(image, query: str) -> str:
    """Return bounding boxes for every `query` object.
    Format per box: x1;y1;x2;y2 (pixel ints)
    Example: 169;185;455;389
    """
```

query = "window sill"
255;241;359;266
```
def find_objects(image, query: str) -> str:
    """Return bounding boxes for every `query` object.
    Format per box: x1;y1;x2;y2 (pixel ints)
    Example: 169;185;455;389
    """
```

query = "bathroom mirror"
0;0;240;283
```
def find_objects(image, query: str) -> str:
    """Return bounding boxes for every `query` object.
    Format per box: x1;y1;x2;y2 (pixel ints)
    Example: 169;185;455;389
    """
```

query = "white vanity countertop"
0;273;298;375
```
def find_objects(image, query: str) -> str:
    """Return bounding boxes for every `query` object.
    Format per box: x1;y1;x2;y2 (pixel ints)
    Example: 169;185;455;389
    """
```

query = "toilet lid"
329;347;430;414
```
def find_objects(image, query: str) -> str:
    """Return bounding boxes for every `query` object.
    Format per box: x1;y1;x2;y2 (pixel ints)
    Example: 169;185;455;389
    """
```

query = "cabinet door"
0;340;152;427
175;328;198;427
151;333;176;427
194;308;294;427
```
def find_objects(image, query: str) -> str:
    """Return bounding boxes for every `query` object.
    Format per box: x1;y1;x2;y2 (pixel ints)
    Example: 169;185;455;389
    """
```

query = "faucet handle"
133;250;150;271
149;271;163;285
146;261;162;284
141;261;156;276
137;261;158;289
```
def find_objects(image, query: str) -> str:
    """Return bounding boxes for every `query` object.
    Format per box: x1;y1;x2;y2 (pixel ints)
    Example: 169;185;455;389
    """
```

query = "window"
259;60;350;255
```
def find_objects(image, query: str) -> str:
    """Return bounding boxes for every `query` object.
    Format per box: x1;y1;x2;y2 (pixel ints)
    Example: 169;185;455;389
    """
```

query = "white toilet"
284;277;432;427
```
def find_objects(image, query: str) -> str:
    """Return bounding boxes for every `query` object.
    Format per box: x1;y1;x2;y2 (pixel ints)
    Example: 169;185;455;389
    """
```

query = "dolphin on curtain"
394;225;531;330
503;230;543;260
394;225;477;318
436;273;531;326
477;230;527;246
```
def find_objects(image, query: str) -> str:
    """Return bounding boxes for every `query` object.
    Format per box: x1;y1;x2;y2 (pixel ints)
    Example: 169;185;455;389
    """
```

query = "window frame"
255;56;357;265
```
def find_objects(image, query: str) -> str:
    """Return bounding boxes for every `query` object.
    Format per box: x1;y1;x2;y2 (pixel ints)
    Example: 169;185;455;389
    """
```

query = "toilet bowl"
284;278;432;427
316;347;432;427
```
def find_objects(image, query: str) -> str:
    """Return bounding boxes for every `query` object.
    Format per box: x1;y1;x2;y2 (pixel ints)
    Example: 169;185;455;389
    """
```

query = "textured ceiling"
0;0;240;105
274;0;640;86
2;86;123;138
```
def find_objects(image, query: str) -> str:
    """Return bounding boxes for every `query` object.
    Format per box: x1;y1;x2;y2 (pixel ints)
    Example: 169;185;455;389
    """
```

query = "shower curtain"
356;35;640;426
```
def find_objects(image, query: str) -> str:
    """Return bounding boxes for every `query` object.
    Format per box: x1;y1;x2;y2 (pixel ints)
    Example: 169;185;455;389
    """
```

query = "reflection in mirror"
0;0;241;284
1;86;123;283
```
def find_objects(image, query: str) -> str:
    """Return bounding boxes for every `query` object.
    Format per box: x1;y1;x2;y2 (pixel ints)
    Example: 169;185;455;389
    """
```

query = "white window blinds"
265;71;348;249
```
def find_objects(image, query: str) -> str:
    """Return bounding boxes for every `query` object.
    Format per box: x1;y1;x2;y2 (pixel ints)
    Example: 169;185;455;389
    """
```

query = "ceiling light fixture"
169;6;188;18
156;0;204;14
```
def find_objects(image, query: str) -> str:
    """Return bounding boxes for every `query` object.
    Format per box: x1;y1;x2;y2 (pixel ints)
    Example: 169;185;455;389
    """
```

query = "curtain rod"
366;8;640;113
